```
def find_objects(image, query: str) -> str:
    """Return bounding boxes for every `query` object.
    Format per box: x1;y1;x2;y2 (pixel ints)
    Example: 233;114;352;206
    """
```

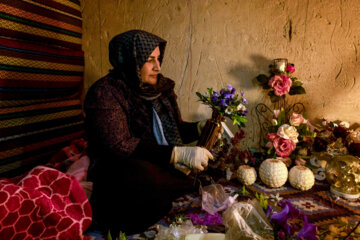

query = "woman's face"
140;46;161;85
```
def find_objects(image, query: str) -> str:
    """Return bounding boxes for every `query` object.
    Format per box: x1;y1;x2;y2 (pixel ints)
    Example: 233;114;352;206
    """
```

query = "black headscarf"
109;30;173;98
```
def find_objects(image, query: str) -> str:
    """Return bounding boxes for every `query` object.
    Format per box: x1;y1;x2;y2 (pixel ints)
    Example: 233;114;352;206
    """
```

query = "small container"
289;165;315;191
325;155;360;199
237;165;257;185
259;159;288;188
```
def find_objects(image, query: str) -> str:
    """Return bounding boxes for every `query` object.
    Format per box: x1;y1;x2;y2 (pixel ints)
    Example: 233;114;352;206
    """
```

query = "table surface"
126;175;360;240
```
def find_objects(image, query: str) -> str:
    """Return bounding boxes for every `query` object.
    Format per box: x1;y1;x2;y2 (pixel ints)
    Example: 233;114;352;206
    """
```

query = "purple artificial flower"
227;84;233;91
219;99;227;107
224;91;232;99
243;98;248;104
186;212;222;225
231;88;235;94
211;96;218;103
220;90;224;94
296;215;319;240
271;202;291;234
266;205;273;219
213;92;219;97
241;92;245;96
271;200;302;235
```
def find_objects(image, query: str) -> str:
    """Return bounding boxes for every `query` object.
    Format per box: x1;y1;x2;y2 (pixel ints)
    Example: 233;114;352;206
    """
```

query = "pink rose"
267;133;296;157
285;64;295;73
289;113;307;126
268;74;292;96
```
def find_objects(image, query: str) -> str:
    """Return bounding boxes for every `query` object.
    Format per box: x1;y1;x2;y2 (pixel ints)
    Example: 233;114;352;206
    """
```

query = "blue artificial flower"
220;90;224;94
224;91;232;99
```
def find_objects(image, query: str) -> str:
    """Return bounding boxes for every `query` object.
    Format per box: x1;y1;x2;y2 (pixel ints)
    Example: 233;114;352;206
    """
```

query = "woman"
84;30;213;235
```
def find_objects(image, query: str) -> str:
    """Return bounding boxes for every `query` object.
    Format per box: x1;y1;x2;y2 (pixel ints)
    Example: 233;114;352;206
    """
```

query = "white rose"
236;103;246;111
340;121;350;129
277;124;299;143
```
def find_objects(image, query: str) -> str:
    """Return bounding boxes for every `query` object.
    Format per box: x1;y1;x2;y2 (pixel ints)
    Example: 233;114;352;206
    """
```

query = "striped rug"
0;0;84;177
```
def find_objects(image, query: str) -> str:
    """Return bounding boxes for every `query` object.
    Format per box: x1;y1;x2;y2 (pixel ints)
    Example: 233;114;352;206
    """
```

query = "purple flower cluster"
196;84;248;127
269;200;318;240
186;212;223;226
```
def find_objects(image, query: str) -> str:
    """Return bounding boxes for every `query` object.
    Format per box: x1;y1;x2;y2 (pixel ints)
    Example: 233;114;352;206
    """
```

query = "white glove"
172;146;214;171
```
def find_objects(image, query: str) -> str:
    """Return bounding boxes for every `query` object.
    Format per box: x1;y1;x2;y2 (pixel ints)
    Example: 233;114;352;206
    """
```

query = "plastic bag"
222;199;274;240
201;184;238;215
154;220;207;240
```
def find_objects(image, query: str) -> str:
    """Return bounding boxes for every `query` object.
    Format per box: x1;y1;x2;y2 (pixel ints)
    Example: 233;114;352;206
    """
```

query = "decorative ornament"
237;165;257;185
288;165;315;191
196;85;248;151
259;159;288;188
326;155;360;199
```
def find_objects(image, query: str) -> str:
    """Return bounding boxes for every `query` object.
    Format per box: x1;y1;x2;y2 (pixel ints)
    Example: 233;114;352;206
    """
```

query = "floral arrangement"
256;60;305;103
264;108;316;166
196;84;248;127
267;200;319;240
313;119;360;157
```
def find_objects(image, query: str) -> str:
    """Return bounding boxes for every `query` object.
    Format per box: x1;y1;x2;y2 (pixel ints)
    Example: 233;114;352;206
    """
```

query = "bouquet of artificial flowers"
256;61;305;103
196;84;248;127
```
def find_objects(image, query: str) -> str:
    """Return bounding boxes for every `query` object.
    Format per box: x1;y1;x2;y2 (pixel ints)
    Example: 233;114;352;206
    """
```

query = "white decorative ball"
259;159;288;188
289;165;315;191
237;165;257;185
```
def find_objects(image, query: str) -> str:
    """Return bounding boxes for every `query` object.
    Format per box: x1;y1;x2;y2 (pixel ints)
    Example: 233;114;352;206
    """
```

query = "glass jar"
325;155;360;199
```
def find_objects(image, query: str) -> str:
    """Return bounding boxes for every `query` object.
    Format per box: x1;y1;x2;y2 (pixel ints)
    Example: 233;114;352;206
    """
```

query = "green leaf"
107;230;113;240
291;81;303;87
277;108;286;125
256;74;269;84
289;86;306;95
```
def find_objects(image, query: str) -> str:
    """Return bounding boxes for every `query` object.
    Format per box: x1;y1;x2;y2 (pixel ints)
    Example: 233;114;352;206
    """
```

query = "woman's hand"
171;146;214;171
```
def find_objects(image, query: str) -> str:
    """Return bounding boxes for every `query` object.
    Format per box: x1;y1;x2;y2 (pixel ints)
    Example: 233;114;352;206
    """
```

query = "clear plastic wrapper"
155;220;207;240
201;184;238;215
222;199;274;240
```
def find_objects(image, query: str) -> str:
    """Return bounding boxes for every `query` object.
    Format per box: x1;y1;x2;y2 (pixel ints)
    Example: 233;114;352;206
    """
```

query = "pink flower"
289;113;307;127
268;133;296;157
268;74;292;96
285;64;295;73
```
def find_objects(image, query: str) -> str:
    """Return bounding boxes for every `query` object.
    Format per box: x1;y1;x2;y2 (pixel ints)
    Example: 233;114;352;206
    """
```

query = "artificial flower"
268;74;292;97
271;119;278;126
277;157;292;167
277;124;299;143
268;133;296;157
286;64;295;73
333;126;349;139
290;113;307;127
339;121;350;129
295;158;307;166
196;85;248;127
296;215;318;240
186;212;223;226
349;130;360;143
